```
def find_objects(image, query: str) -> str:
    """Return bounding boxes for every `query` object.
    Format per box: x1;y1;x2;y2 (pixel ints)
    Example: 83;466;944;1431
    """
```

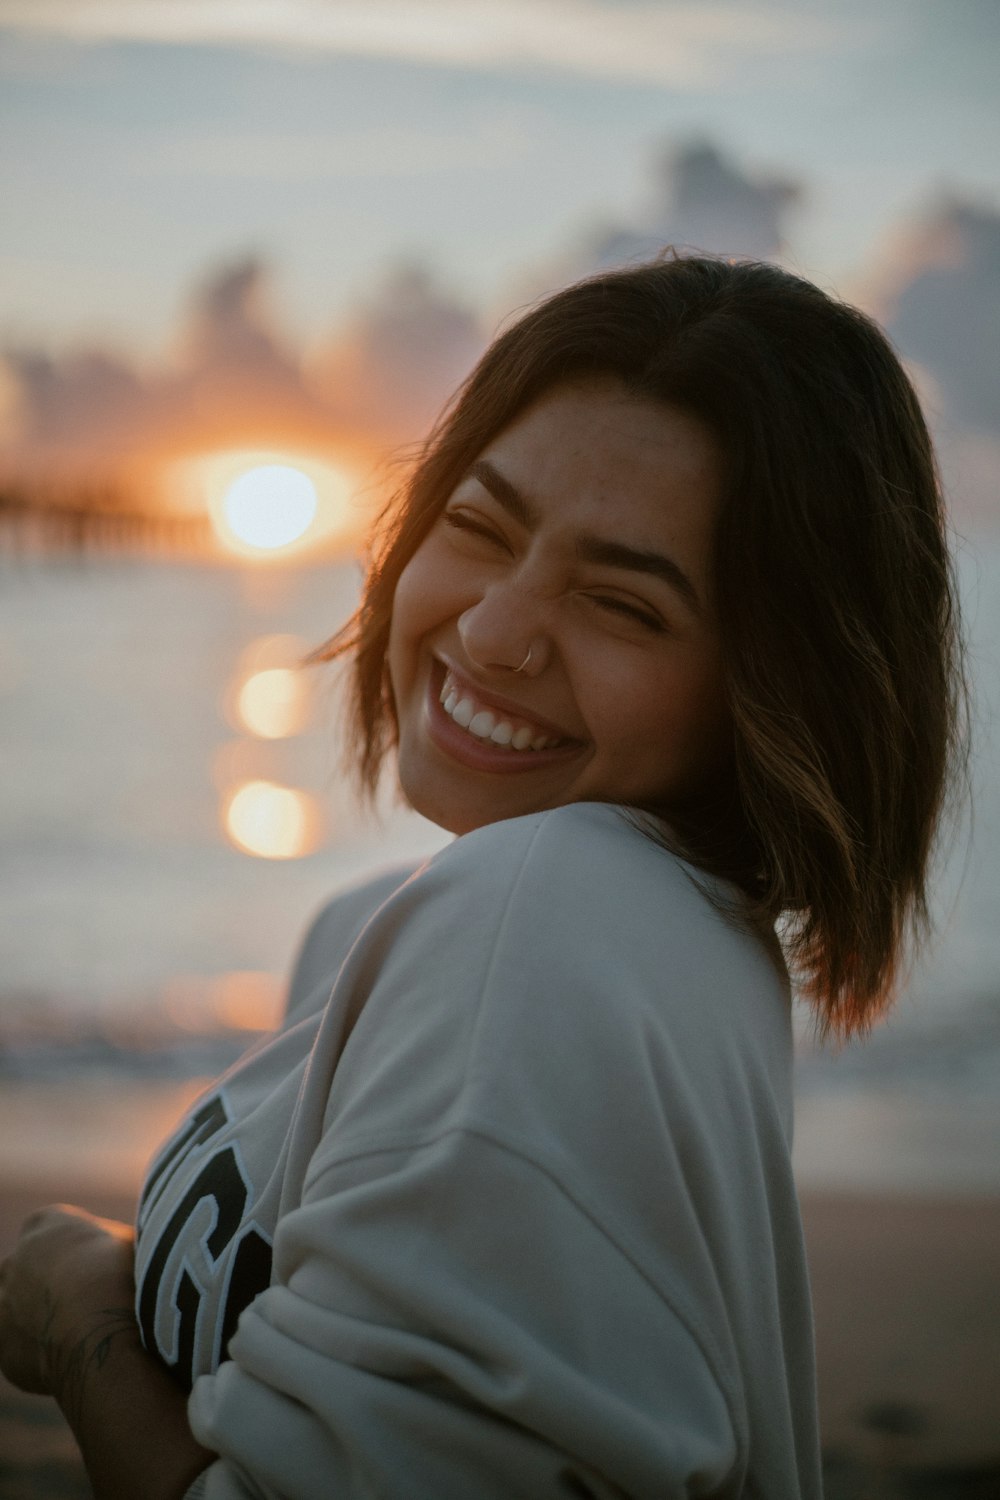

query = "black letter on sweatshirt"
138;1139;252;1389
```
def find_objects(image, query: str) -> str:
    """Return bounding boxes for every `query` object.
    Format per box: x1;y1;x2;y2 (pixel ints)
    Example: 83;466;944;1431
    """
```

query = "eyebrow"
467;458;703;615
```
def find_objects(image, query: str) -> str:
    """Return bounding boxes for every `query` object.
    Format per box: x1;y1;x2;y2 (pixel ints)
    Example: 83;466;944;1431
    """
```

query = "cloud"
867;196;1000;530
0;0;863;88
310;263;485;444
510;139;802;309
8;131;805;502
872;197;1000;438
176;257;303;387
594;139;801;266
0;255;485;499
1;258;318;489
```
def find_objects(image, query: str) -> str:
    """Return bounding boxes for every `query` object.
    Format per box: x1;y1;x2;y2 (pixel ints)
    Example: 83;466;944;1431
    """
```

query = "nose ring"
513;646;532;673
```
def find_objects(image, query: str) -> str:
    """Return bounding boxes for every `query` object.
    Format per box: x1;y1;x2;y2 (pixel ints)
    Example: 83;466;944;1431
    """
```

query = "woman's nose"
457;589;547;677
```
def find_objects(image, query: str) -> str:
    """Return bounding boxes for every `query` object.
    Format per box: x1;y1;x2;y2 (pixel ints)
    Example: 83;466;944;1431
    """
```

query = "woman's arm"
0;1204;213;1500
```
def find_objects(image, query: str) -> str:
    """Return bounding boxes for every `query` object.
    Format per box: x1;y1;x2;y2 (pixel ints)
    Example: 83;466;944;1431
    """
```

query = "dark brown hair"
312;254;966;1038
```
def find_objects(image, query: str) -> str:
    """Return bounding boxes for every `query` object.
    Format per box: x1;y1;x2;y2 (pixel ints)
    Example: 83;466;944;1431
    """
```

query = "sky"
2;0;998;343
0;0;998;517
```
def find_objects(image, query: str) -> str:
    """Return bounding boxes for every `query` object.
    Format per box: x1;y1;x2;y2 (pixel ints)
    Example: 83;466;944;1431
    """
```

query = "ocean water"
1;541;998;1192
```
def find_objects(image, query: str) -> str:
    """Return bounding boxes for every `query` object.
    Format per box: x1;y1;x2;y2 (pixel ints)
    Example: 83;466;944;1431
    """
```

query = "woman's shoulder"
419;800;677;895
285;861;427;1023
420;802;766;960
360;803;789;1043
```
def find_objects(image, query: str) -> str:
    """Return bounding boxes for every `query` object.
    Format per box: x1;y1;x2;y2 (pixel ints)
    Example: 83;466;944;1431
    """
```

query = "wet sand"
1;1180;997;1498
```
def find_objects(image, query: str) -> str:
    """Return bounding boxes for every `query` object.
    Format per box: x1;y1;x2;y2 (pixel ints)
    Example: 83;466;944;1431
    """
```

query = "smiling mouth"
438;669;568;752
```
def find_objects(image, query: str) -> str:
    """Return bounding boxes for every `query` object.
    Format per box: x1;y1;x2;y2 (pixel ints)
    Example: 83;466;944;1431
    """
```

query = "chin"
396;765;545;838
401;785;519;838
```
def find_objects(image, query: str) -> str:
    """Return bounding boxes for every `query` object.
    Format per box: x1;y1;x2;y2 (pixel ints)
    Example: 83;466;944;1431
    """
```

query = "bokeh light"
236;666;310;739
223;779;321;859
162;971;285;1034
211;971;286;1032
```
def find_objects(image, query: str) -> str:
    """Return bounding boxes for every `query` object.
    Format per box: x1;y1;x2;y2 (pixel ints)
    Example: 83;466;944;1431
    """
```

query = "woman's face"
388;378;730;836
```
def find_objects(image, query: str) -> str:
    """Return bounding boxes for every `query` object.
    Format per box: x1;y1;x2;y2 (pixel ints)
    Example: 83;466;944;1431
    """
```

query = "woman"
0;255;964;1498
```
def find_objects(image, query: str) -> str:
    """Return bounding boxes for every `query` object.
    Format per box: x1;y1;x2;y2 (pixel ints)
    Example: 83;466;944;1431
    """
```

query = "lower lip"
424;667;583;776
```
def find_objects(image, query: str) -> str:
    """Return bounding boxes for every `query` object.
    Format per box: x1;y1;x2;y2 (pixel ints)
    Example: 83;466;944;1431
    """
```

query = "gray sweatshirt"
135;801;822;1498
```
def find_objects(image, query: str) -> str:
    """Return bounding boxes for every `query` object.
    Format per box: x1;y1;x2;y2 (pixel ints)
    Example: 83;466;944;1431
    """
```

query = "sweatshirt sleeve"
186;1128;736;1500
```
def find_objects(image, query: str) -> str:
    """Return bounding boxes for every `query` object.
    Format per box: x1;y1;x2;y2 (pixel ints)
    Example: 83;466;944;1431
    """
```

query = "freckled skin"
388;378;731;836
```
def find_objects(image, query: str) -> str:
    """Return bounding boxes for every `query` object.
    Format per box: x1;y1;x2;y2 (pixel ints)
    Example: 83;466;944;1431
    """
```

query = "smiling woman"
0;254;966;1500
387;380;729;834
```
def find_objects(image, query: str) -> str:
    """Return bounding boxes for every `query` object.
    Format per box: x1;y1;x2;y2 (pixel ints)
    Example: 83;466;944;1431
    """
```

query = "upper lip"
435;655;583;743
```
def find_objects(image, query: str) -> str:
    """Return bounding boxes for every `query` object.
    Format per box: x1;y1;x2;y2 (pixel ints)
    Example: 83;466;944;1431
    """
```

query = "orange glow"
236;666;310;738
161;971;286;1034
211;736;284;795
238;632;310;673
169;448;364;560
223;779;321;859
210;971;287;1033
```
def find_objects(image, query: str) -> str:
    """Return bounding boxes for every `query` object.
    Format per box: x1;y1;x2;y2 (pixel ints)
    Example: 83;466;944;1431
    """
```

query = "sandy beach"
1;1169;997;1498
801;1193;1000;1498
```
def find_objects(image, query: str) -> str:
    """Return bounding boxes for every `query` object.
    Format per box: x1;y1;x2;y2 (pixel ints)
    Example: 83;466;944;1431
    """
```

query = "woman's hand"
0;1205;214;1499
0;1204;137;1405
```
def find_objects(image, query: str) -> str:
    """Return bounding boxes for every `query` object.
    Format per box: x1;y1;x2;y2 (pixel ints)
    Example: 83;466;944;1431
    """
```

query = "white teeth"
438;670;564;752
469;710;496;739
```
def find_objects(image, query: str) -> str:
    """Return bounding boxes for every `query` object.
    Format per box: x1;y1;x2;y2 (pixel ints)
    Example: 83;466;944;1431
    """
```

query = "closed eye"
588;594;667;633
442;509;511;550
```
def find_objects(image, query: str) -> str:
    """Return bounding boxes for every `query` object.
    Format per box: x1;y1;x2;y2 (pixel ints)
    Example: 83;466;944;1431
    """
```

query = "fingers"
17;1205;134;1245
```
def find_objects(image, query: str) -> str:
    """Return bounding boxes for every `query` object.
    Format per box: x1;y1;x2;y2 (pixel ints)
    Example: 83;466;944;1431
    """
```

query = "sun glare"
170;449;363;559
223;780;321;859
223;464;317;548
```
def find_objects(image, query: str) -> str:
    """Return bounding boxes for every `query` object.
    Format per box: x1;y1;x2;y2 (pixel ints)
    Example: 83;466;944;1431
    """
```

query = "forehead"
475;378;722;554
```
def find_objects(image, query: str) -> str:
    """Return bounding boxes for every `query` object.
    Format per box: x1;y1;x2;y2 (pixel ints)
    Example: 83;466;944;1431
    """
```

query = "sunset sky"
0;0;997;536
1;0;997;350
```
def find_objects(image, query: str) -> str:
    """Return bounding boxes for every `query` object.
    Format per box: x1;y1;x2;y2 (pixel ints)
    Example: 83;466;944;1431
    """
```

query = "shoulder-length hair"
312;254;967;1038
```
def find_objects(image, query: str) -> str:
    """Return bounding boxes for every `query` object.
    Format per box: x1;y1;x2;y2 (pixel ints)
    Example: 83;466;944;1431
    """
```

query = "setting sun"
170;448;364;560
223;464;317;549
